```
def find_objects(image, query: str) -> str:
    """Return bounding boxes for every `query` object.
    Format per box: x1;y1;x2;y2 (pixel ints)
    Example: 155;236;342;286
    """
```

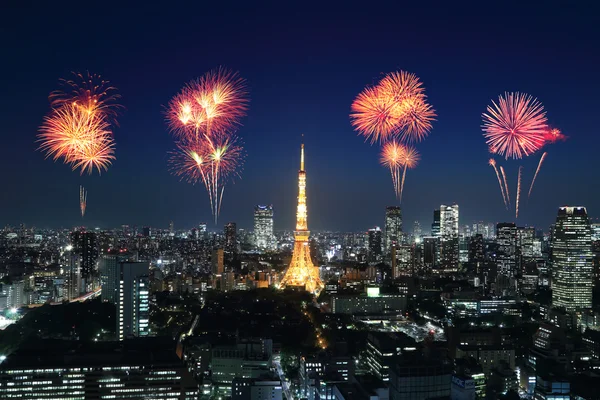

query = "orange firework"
38;103;115;174
166;68;248;142
167;68;248;224
350;85;401;143
351;70;436;144
380;141;405;197
397;145;420;202
49;72;121;122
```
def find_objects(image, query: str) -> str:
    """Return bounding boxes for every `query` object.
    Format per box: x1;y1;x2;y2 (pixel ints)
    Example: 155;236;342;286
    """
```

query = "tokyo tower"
280;142;324;294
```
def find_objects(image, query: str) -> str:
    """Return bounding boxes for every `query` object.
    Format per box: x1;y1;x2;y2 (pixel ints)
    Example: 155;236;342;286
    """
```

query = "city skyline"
2;2;598;231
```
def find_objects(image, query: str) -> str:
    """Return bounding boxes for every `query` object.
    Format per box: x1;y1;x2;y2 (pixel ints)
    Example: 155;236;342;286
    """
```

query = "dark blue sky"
1;2;598;232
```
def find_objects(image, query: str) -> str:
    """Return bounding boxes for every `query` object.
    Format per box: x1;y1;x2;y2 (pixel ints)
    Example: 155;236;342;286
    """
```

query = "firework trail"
489;159;508;209
499;165;510;207
166;68;248;224
80;186;87;217
528;152;548;198
515;166;523;219
351;70;436;144
482;92;548;159
398;146;420;203
380;141;404;198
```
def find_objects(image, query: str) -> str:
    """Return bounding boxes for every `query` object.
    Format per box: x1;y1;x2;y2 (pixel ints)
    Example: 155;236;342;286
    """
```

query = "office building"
423;236;437;269
254;205;275;250
366;332;416;382
212;248;224;276
106;261;150;340
64;252;81;301
70;229;98;288
552;206;593;312
331;288;406;315
0;339;198;400
385;206;402;253
389;349;453;400
431;209;441;237
232;377;283;400
497;223;518;279
368;227;383;262
413;220;422;239
0;281;24;310
224;222;237;259
440;204;459;269
100;251;138;304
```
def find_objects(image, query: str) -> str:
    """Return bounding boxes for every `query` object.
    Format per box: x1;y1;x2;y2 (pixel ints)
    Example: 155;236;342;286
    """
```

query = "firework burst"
380;141;405;198
49;72;121;122
166;68;248;223
482;92;547;159
38;102;115;174
351;70;436;144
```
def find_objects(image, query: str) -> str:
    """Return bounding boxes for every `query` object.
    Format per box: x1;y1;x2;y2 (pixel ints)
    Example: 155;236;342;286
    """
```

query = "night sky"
1;2;598;232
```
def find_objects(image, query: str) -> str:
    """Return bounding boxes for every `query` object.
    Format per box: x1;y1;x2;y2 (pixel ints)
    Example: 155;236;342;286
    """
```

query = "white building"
254;205;275;250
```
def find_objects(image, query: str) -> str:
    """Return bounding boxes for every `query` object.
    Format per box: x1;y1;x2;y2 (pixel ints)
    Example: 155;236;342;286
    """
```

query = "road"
273;355;294;400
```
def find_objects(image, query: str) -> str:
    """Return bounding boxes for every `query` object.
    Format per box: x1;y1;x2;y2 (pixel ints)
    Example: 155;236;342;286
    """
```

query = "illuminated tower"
281;143;324;294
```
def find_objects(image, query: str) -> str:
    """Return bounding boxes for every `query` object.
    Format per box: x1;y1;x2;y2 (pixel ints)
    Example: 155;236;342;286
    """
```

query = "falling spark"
528;152;548;198
500;165;510;207
80;186;87;217
482;92;547;159
398;146;420;203
380;141;405;198
515;166;523;219
489;159;508;209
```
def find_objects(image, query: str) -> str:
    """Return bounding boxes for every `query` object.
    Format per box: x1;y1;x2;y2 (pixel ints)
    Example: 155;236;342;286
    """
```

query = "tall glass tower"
385;206;402;253
552;206;593;312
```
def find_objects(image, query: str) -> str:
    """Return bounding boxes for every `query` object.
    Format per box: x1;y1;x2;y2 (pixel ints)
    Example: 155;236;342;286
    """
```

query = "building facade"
552;206;593;312
385;206;402;254
254;205;275;250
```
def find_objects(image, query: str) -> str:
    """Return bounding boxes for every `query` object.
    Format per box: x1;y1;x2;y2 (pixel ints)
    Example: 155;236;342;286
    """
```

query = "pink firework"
482;92;548;159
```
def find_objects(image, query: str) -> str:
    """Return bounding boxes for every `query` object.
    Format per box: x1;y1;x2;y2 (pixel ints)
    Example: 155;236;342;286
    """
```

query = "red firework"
482;92;548;159
49;72;121;123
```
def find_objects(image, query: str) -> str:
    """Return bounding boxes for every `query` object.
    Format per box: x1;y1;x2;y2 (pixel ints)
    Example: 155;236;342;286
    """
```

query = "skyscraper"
496;223;517;278
254;205;275;250
385;206;402;254
100;251;138;304
368;227;383;262
70;230;98;289
280;143;323;294
413;221;422;239
64;252;81;301
440;204;459;269
113;262;150;340
431;210;441;237
224;222;237;259
552;206;593;312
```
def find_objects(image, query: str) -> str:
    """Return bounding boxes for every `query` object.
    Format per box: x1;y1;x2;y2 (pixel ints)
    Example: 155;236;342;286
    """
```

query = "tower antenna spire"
301;134;304;171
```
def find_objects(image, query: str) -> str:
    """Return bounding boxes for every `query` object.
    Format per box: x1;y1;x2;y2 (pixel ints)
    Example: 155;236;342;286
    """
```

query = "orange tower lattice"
280;143;324;294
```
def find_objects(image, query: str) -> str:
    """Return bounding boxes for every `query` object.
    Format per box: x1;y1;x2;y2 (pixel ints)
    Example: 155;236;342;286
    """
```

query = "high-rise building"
100;251;138;304
431;210;441;237
198;223;207;238
280;143;323;294
224;222;237;259
469;234;484;264
368;227;383;262
254;205;275;250
64;253;81;301
1;281;25;310
212;248;225;276
440;204;459;269
423;237;437;269
70;230;98;288
385;206;402;253
496;223;518;278
552;206;593;312
413;220;422;239
111;262;150;340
